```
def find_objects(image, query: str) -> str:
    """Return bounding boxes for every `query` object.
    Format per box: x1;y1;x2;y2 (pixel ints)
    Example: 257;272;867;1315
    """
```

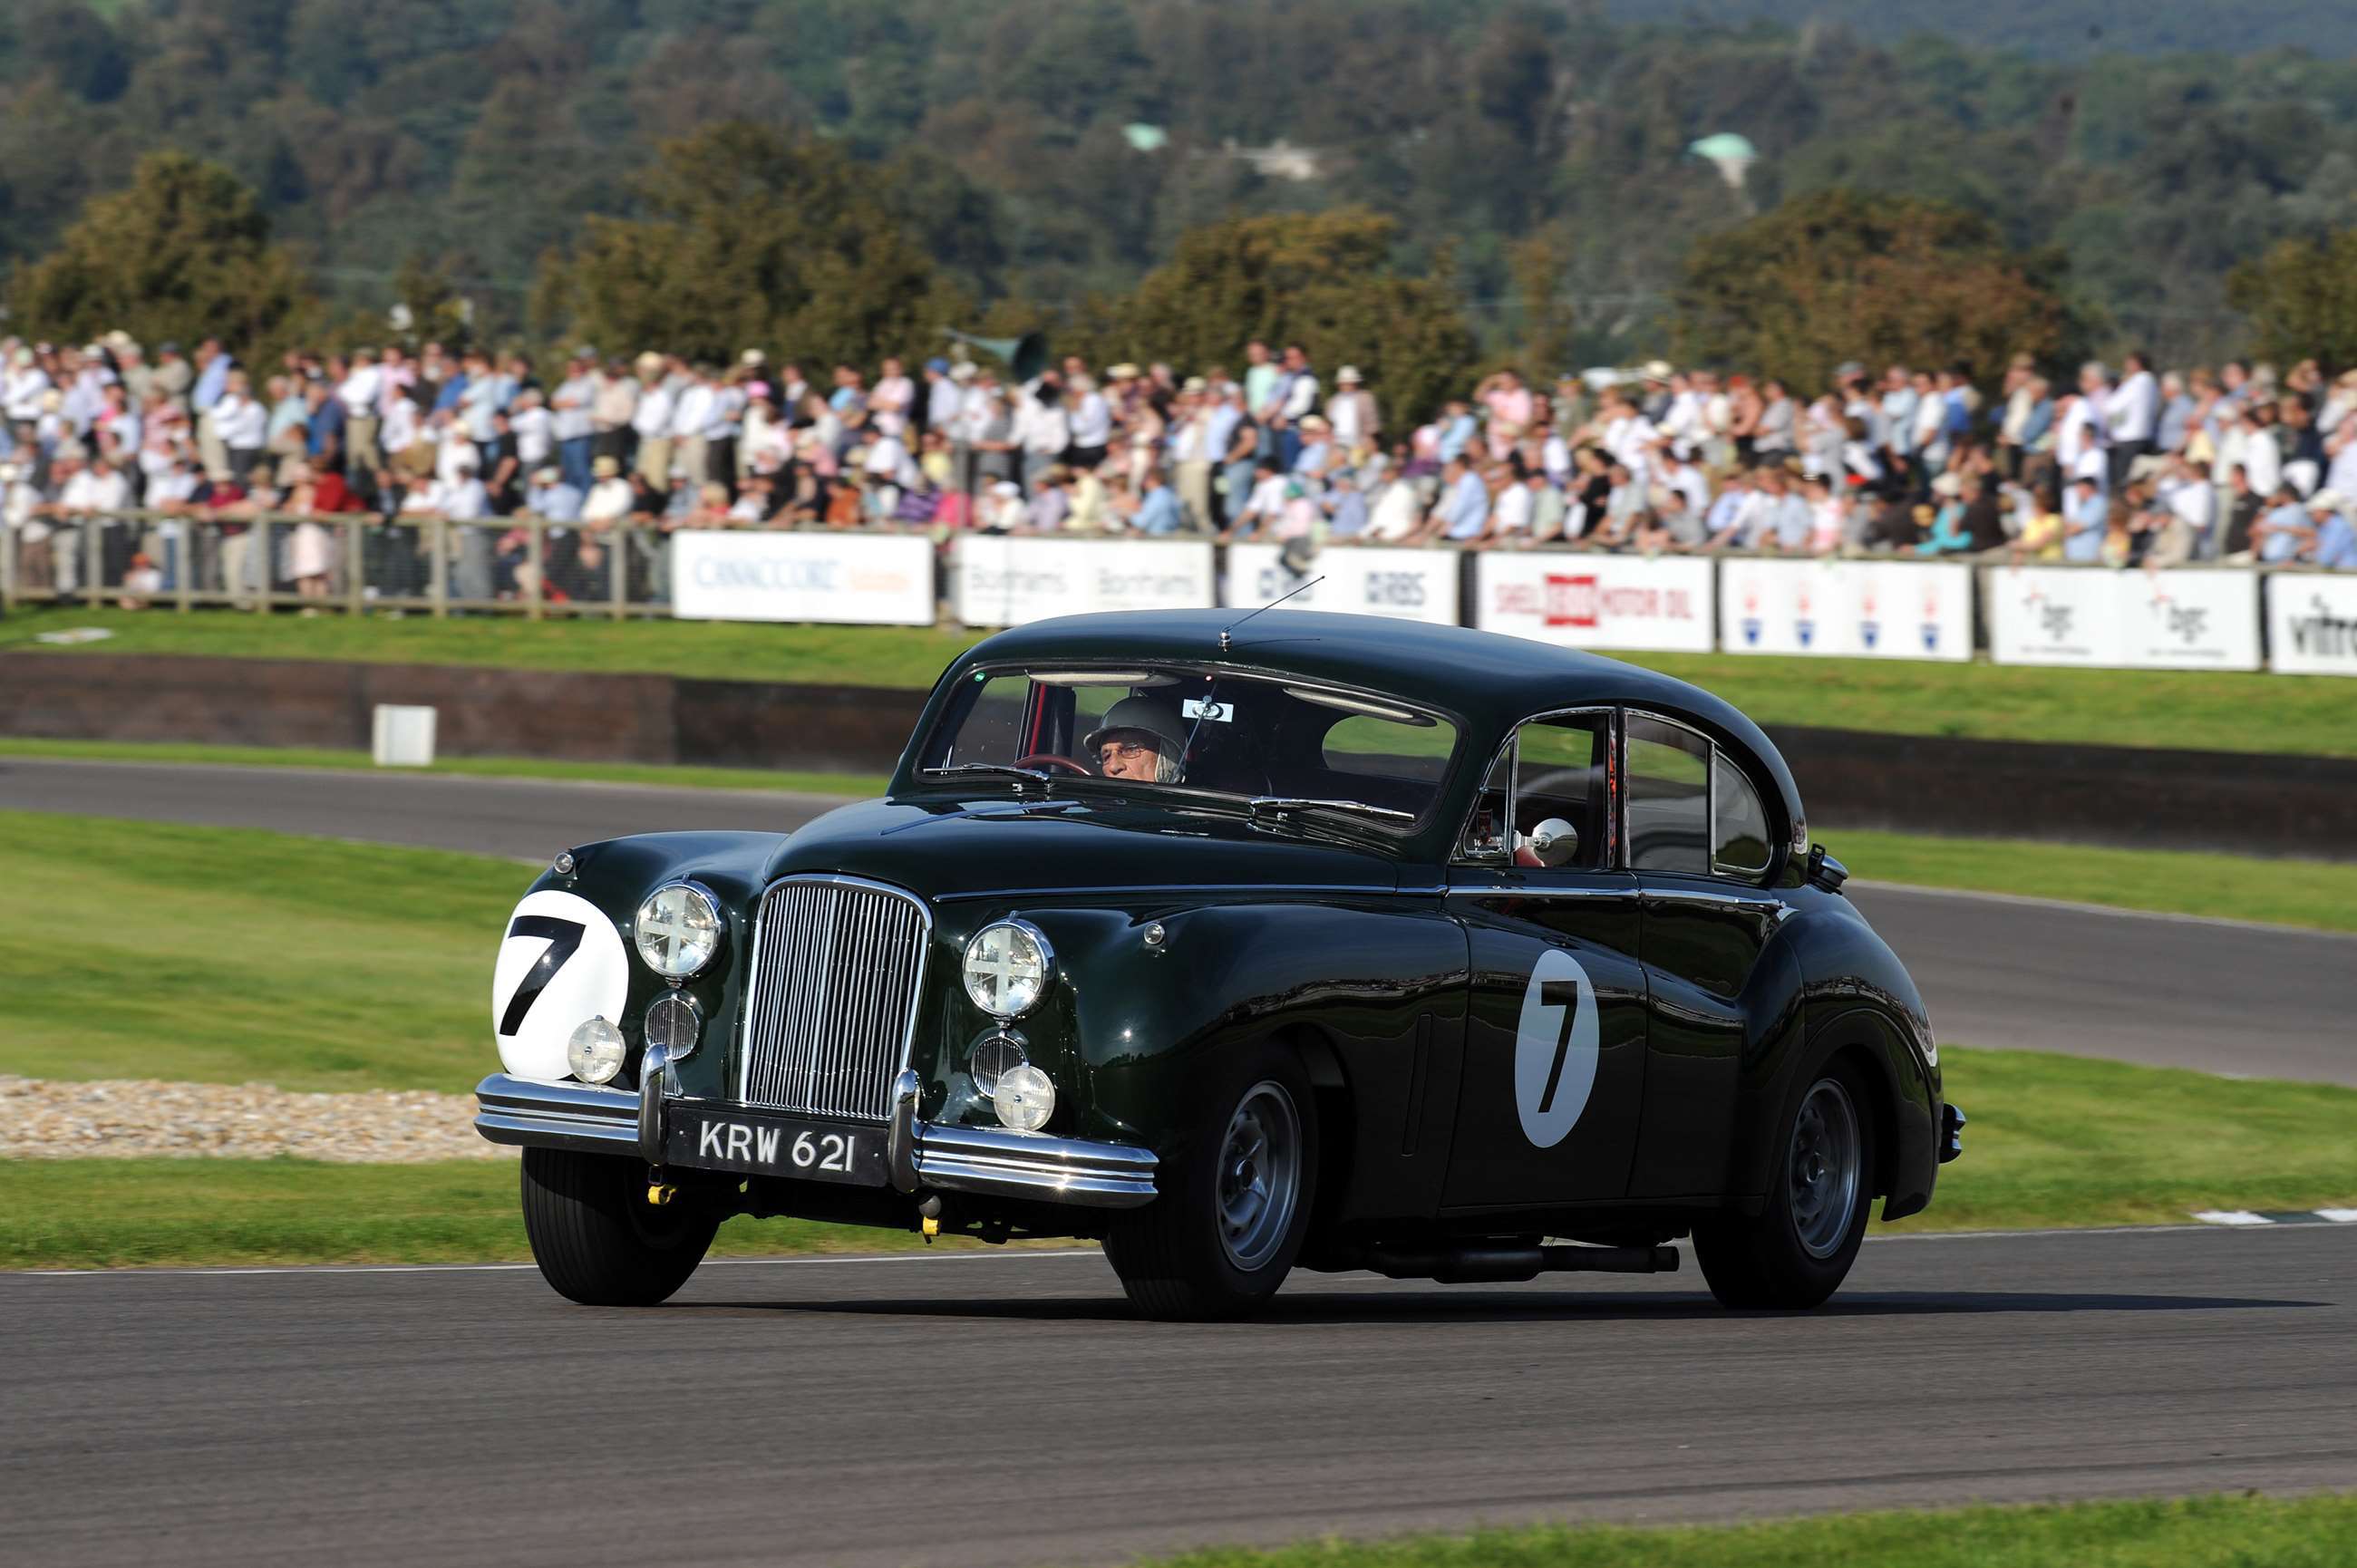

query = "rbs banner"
1473;553;1715;652
1717;559;1973;661
1222;543;1460;624
671;530;936;625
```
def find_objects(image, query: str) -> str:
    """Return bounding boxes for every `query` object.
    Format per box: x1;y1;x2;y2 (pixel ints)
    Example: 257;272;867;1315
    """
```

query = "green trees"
1670;190;2068;390
2228;231;2357;373
5;151;318;359
1106;209;1478;424
537;123;969;369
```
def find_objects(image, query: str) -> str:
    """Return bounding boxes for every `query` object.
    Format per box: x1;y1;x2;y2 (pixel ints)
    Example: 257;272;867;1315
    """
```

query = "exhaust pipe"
1348;1241;1679;1283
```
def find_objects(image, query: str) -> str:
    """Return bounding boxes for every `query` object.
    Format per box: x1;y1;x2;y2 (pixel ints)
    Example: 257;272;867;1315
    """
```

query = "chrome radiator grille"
737;875;931;1122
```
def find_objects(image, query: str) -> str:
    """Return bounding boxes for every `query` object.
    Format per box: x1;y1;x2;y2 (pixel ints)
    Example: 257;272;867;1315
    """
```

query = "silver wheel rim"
1789;1078;1861;1259
1217;1081;1302;1272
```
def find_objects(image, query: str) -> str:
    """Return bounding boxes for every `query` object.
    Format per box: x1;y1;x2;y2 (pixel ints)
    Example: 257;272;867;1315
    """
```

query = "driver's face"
1097;738;1164;781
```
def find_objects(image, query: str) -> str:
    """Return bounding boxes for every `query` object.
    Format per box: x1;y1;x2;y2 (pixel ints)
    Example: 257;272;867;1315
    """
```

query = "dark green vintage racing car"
478;608;1961;1319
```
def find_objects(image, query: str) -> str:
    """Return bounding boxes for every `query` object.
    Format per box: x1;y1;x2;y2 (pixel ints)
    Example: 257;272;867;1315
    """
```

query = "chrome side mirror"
1526;817;1579;868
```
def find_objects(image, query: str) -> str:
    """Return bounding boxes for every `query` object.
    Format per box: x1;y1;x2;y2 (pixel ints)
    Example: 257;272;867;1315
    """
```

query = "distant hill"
1608;0;2357;59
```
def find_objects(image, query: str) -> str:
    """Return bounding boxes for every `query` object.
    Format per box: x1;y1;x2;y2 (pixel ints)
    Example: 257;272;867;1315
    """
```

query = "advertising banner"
2265;572;2357;677
952;537;1217;626
1473;553;1715;653
1222;543;1460;624
671;530;935;625
1987;566;2260;670
1717;558;1973;661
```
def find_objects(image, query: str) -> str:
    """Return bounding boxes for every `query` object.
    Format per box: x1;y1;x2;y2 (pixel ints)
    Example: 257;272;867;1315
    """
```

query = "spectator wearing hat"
1325;366;1379;455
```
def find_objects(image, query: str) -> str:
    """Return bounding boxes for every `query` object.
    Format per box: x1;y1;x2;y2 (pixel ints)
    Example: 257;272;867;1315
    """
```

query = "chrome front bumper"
472;1071;1159;1210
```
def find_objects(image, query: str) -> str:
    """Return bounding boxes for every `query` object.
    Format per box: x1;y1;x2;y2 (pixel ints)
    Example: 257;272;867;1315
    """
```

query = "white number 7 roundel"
1513;949;1600;1148
490;888;629;1081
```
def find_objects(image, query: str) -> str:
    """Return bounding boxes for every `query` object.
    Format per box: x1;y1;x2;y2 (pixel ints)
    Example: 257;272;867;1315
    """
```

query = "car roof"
949;609;1808;843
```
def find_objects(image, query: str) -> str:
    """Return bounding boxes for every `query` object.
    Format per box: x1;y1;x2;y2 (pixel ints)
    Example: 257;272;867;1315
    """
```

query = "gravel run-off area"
0;1076;508;1162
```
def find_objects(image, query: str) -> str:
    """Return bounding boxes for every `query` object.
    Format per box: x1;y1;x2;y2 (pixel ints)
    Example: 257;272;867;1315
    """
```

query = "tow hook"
645;1167;678;1206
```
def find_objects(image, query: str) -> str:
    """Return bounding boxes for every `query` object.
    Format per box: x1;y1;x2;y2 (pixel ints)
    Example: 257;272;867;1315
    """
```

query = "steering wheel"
1014;752;1093;777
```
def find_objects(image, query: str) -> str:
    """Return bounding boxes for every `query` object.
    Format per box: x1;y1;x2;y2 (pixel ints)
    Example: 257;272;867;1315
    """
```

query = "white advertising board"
1473;553;1715;653
1222;543;1459;624
953;536;1216;626
2265;572;2357;676
1987;566;2259;671
670;530;935;625
1717;558;1973;661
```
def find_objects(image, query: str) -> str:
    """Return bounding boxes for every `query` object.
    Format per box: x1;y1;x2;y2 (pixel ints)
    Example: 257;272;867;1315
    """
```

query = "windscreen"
916;667;1460;828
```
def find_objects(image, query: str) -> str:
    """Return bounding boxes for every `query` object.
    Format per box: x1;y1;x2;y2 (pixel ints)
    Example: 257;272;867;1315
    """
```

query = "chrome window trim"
932;882;1422;903
1450;704;1618;873
735;872;934;1117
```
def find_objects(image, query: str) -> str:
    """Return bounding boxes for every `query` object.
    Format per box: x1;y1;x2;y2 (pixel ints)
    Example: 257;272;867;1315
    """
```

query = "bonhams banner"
1987;566;2260;670
671;530;936;625
953;537;1217;626
1717;558;1973;661
2265;572;2357;676
1222;543;1460;624
1473;553;1715;652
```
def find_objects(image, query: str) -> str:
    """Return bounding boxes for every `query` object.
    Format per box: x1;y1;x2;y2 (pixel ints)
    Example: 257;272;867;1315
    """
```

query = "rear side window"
1625;716;1710;875
1712;751;1773;879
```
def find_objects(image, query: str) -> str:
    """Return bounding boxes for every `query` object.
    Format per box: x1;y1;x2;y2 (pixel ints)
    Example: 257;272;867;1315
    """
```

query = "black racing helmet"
1082;694;1189;760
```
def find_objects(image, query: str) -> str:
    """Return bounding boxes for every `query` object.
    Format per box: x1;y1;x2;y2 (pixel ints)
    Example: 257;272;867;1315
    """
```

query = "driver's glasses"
1098;742;1151;767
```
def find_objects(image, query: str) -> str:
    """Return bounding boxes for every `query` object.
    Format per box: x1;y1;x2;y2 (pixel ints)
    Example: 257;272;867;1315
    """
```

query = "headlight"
993;1063;1056;1133
968;1031;1028;1099
635;882;722;979
962;920;1052;1018
567;1016;626;1084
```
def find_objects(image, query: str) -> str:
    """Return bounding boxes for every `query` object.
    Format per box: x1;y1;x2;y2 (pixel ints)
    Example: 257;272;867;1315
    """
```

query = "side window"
1625;715;1710;875
1511;713;1609;870
1712;751;1774;879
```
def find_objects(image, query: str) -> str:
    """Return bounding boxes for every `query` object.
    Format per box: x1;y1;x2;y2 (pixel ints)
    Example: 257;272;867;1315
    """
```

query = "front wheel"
520;1147;719;1306
1104;1050;1319;1321
1693;1066;1875;1310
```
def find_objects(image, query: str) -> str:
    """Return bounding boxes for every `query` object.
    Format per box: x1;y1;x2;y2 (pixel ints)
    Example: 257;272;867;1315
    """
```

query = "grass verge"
0;1158;978;1271
8;603;2354;760
0;736;888;797
1135;1495;2357;1568
6;1050;2349;1268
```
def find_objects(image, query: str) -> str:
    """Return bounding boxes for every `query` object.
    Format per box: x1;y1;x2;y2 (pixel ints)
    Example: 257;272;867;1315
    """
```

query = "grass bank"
1135;1494;2357;1568
6;1049;2349;1268
8;603;2353;759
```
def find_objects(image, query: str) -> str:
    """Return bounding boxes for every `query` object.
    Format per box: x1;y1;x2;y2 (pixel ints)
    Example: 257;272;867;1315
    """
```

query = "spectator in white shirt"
2107;350;2158;492
1014;382;1069;495
670;366;715;493
1065;376;1111;468
214;372;268;483
869;356;914;439
632;356;676;485
340;349;384;479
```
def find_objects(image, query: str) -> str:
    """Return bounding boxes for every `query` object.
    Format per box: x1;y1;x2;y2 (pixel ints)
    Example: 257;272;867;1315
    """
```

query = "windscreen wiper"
1246;796;1415;823
922;762;1054;789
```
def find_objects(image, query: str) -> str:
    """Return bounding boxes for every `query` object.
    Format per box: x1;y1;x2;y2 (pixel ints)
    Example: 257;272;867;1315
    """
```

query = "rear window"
1625;716;1710;875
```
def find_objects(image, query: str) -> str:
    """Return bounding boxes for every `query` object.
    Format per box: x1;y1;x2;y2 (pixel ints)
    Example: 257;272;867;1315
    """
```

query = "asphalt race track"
4;756;2350;1085
5;1226;2353;1567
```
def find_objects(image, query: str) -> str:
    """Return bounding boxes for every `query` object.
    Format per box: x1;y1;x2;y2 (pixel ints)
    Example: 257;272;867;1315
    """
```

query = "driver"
1082;696;1188;783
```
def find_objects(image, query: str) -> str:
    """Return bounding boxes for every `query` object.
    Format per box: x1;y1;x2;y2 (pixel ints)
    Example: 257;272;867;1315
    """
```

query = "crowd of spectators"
5;326;2354;608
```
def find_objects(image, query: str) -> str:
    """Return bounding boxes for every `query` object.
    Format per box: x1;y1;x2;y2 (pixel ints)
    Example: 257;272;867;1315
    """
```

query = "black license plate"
665;1105;888;1187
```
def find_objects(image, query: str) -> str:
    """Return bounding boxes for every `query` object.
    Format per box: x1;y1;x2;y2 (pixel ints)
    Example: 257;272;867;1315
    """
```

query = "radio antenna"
1219;576;1324;653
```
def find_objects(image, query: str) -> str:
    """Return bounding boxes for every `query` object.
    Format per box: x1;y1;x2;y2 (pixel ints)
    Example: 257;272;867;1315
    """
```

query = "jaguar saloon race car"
477;608;1961;1319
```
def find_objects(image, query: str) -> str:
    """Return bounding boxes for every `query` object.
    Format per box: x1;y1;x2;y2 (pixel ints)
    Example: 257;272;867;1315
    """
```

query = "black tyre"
1104;1049;1320;1321
1693;1062;1876;1310
520;1147;719;1307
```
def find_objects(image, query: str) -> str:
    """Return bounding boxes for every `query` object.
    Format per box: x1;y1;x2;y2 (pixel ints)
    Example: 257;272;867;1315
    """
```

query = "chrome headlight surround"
962;919;1053;1019
634;881;723;981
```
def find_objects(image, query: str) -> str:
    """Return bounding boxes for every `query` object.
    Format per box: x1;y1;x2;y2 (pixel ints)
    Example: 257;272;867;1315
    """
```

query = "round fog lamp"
963;920;1051;1018
643;992;701;1060
567;1015;627;1084
993;1063;1056;1133
635;883;722;979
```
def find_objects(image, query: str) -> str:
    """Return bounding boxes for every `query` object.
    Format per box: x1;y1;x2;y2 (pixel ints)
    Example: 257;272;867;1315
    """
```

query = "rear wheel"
1105;1050;1319;1321
520;1147;719;1306
1693;1066;1875;1310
